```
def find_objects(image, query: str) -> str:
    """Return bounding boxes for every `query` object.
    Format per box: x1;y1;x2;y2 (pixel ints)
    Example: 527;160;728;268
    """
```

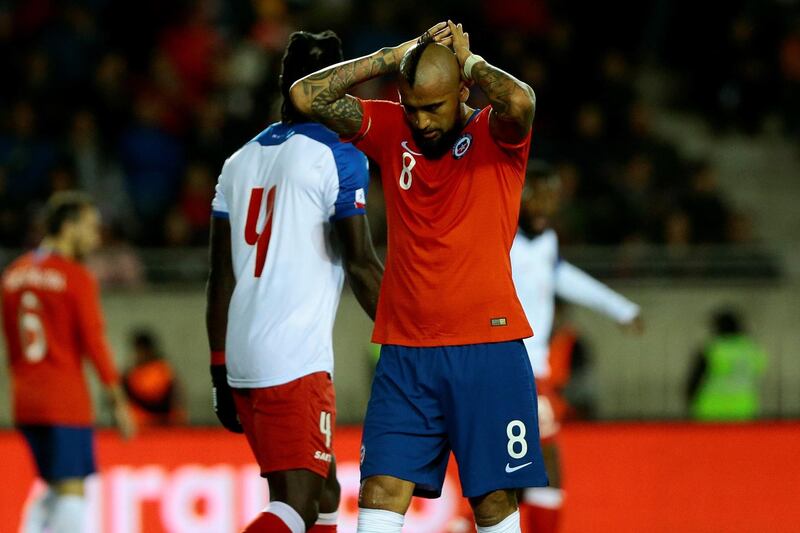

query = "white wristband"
463;54;485;81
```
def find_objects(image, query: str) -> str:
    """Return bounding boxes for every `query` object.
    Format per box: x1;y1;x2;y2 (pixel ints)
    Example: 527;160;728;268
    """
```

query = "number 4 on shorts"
319;411;332;448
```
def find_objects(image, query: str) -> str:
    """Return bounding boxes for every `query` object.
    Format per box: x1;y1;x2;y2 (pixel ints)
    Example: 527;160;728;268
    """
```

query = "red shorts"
536;381;568;443
232;371;335;478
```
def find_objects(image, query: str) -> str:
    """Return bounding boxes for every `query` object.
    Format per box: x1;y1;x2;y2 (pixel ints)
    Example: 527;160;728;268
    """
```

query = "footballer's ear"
459;81;470;103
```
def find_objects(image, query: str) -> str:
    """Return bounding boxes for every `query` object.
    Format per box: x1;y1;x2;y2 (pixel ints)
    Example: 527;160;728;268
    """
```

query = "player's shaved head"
398;41;468;159
400;42;461;91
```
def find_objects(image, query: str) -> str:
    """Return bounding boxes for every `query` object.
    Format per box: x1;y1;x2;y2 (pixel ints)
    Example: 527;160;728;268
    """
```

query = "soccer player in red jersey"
292;21;546;533
2;191;134;533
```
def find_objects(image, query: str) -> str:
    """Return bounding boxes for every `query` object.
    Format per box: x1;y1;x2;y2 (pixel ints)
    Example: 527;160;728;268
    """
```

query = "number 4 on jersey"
244;186;277;278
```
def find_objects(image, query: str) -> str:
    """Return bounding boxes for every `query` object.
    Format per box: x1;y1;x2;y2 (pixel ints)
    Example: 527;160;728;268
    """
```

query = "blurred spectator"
0;100;55;204
118;95;184;242
67;110;136;234
86;228;146;289
179;162;216;244
682;161;730;244
779;24;800;136
686;309;767;421
122;330;185;428
0;0;795;250
163;207;193;246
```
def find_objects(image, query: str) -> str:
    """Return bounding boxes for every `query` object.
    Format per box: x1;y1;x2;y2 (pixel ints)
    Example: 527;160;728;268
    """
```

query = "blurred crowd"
0;0;798;250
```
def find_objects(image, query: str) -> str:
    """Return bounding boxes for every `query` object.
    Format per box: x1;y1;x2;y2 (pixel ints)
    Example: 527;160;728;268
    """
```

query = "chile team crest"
452;133;473;159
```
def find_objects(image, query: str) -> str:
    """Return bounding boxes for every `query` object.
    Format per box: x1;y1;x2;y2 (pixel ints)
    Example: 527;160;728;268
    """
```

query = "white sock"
23;488;55;533
523;487;564;508
316;511;338;526
49;494;86;533
357;507;405;532
267;501;305;533
476;510;520;533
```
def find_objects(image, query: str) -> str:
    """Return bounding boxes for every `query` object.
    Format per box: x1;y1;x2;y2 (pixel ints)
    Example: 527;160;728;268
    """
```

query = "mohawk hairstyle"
399;31;436;87
280;30;343;124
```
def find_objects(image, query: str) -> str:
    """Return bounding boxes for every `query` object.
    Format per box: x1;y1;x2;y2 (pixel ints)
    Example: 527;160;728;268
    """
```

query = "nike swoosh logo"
505;461;533;473
401;140;422;156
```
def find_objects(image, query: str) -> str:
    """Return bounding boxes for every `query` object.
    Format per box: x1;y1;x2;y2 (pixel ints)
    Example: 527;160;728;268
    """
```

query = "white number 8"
399;152;415;190
506;420;528;459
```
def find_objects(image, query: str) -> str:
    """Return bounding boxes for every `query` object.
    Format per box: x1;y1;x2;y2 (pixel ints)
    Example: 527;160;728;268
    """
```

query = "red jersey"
2;251;119;426
350;100;533;346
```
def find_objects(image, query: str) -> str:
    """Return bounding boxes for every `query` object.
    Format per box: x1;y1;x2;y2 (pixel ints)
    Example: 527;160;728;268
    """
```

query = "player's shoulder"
360;99;404;127
255;121;366;162
252;121;337;150
361;99;403;113
3;251;33;273
535;229;559;256
514;228;559;253
2;251;91;294
61;257;96;286
464;107;492;133
542;228;559;246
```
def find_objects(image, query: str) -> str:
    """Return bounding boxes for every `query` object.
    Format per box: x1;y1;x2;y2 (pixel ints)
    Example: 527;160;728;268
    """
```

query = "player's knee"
319;475;341;513
470;489;517;527
358;476;414;514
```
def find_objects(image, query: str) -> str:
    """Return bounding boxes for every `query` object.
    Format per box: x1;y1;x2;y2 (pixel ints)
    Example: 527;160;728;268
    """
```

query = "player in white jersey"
511;161;642;533
206;31;383;533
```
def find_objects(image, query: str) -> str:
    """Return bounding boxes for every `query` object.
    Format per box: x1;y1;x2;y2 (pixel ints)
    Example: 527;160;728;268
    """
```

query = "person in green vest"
687;309;767;421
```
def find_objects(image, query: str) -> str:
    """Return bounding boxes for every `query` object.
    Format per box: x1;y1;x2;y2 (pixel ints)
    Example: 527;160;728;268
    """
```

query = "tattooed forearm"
471;61;536;128
291;47;400;137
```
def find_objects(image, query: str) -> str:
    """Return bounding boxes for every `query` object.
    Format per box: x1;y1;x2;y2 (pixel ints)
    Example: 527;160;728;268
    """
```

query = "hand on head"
418;21;472;81
446;20;471;66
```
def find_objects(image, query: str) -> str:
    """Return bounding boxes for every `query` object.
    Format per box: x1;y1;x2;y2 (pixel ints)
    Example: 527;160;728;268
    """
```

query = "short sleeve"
486;106;533;173
329;143;370;222
341;99;403;161
211;172;229;219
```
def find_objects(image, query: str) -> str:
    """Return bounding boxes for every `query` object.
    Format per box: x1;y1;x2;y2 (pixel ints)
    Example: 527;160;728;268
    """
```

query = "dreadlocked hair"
280;30;343;124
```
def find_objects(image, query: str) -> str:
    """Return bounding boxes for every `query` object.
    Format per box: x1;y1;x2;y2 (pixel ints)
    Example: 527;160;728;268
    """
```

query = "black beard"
411;124;464;160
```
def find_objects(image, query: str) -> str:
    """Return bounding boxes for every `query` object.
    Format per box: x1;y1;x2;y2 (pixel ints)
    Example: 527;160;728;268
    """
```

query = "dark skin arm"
334;215;383;320
206;216;242;433
206;217;234;352
447;21;535;145
289;22;451;138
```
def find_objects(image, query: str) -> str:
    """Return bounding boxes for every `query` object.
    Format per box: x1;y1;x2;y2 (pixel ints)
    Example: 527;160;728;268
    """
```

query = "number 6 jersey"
2;250;119;426
212;122;369;388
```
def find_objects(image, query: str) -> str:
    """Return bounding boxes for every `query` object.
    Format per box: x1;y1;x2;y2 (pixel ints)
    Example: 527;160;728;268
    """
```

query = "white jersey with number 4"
212;122;369;388
511;229;640;379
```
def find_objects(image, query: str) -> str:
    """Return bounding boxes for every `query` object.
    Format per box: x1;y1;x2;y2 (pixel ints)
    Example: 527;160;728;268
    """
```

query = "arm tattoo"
299;48;399;137
471;61;536;130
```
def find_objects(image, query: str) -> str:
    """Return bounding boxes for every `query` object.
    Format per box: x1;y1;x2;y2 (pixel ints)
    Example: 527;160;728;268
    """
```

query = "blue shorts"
361;341;548;498
19;425;97;482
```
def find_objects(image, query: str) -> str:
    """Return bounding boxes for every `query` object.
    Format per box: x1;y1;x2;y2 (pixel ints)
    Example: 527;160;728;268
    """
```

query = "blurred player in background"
511;162;642;533
1;191;134;533
206;31;383;533
123;329;185;428
293;20;546;533
548;299;599;421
